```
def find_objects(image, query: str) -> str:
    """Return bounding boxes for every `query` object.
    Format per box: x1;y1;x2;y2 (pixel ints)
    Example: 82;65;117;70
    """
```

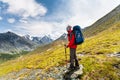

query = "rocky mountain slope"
55;33;67;41
0;31;53;54
31;36;53;45
0;31;37;54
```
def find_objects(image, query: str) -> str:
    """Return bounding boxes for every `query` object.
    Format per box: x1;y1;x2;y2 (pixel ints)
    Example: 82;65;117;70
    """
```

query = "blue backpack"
73;25;84;45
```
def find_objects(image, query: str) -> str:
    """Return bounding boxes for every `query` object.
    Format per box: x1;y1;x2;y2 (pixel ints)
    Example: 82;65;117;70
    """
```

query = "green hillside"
79;21;120;54
83;5;120;37
0;21;120;79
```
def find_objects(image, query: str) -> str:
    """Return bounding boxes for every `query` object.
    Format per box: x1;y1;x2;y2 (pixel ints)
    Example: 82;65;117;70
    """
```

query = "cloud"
13;20;66;39
1;0;120;39
44;0;120;38
50;0;120;27
0;0;47;18
19;19;28;24
14;21;53;36
7;18;15;23
0;16;2;20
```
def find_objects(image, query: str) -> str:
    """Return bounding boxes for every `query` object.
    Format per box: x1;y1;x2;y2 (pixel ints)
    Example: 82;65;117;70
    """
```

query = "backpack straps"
67;31;74;40
69;32;72;40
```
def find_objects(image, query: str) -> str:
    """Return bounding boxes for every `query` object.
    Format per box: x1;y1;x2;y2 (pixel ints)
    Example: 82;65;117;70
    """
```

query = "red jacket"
67;30;77;49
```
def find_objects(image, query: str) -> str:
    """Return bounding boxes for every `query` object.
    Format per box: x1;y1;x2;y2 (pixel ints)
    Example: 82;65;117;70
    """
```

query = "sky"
0;0;120;39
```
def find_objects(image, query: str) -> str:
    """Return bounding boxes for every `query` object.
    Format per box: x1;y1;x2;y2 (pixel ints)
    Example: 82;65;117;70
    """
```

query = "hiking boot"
68;67;75;71
74;66;80;70
75;59;79;67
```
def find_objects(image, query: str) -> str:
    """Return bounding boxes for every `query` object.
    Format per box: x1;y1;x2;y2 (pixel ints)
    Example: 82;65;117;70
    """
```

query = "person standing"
65;25;79;70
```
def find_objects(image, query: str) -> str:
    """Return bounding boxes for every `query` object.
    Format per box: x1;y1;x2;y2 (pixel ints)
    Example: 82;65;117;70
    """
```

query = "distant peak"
5;31;16;35
6;31;13;33
63;33;67;35
3;31;19;37
61;33;67;37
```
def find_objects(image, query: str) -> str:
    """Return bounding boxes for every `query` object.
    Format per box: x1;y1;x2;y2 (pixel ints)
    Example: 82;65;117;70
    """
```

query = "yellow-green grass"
0;45;70;76
77;22;120;54
0;22;120;79
80;55;120;80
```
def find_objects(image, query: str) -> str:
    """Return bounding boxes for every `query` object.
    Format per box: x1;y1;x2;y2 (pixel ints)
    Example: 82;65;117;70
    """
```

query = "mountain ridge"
0;31;37;54
0;31;53;54
32;35;53;45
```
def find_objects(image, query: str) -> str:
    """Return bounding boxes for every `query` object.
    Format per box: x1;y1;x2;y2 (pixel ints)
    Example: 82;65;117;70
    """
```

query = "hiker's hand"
64;44;68;48
64;44;67;48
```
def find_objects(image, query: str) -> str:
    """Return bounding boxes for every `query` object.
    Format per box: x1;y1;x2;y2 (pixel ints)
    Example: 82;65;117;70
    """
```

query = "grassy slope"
0;51;30;64
0;22;120;79
83;10;120;37
78;21;120;54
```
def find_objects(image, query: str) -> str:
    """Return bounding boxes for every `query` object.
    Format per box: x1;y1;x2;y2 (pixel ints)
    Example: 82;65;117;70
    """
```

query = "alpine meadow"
0;1;120;80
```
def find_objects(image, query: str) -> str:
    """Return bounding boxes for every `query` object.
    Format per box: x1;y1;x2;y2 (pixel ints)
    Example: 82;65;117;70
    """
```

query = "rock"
77;54;85;57
116;52;120;57
63;64;84;80
74;65;84;75
107;52;120;57
0;64;83;80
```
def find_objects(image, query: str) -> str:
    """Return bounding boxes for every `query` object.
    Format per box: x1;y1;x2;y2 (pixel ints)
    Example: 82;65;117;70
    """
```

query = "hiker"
65;25;80;70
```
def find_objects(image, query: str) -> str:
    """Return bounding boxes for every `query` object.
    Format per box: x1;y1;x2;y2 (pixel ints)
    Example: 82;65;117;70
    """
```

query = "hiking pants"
70;48;79;67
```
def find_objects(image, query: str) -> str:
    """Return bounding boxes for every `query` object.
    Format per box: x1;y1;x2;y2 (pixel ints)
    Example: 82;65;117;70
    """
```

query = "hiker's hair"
66;25;72;31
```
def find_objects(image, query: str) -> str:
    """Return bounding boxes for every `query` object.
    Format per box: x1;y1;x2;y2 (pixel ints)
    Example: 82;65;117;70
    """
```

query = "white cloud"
72;0;120;27
51;0;120;28
0;16;2;20
46;0;120;38
14;21;53;36
19;19;28;24
0;0;47;18
8;18;15;23
3;0;120;39
13;20;66;39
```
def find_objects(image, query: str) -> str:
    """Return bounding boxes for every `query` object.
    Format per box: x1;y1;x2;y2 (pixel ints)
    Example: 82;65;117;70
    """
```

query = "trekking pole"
65;46;67;62
64;44;68;68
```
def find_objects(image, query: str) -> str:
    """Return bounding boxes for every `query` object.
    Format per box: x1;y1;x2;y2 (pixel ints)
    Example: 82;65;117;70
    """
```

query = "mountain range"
32;35;53;45
0;31;53;54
